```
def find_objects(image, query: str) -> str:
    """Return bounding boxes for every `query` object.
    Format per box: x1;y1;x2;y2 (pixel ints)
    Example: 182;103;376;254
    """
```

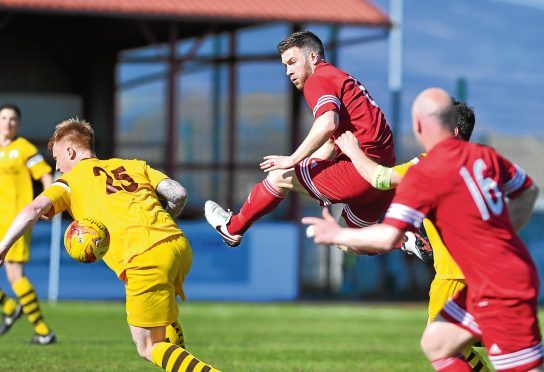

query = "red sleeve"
303;74;340;119
497;153;533;199
382;164;437;231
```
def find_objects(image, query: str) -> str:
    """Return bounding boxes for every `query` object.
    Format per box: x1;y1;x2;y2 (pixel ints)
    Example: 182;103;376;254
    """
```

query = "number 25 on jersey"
93;166;139;195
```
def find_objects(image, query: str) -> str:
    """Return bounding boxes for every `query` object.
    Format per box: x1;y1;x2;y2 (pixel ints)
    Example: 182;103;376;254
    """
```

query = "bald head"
412;88;456;151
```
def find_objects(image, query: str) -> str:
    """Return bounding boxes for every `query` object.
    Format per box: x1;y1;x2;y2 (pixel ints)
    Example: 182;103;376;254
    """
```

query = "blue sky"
370;0;544;136
119;0;544;139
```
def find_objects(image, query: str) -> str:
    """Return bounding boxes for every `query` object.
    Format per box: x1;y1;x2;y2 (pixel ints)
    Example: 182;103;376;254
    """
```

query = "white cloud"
490;0;544;10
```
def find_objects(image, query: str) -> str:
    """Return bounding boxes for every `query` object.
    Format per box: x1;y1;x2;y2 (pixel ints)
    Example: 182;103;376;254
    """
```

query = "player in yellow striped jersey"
334;99;489;371
0;119;220;372
0;104;56;344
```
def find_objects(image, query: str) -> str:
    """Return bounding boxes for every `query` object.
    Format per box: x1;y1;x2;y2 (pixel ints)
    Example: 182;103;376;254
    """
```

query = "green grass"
0;302;436;371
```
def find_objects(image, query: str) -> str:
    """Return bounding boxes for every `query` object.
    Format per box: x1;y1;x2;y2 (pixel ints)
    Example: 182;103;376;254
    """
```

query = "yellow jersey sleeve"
145;164;169;189
22;139;52;180
40;178;71;218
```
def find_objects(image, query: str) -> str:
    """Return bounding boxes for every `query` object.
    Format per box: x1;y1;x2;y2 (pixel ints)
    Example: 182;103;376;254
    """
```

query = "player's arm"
0;195;53;263
310;138;336;161
499;156;539;231
335;131;402;190
156;178;188;219
40;172;53;189
39;172;54;220
260;111;337;171
291;110;337;162
302;208;404;254
508;184;539;231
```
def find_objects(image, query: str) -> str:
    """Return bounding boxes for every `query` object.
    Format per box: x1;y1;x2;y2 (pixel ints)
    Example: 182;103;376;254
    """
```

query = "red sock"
431;355;471;371
228;178;285;235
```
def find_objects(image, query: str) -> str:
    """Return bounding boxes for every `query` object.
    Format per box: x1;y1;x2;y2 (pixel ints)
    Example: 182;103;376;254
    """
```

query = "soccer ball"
64;218;110;263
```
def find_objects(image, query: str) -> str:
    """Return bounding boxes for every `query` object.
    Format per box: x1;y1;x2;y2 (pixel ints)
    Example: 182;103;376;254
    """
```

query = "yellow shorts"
124;235;192;328
4;230;31;263
428;278;466;322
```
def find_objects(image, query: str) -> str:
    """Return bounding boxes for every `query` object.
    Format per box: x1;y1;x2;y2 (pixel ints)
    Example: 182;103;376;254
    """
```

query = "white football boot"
0;303;22;335
31;331;57;345
401;231;433;263
204;201;242;247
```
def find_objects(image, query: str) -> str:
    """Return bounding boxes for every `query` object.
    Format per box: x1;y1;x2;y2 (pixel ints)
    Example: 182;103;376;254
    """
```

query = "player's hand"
335;131;360;159
260;155;295;172
301;208;342;245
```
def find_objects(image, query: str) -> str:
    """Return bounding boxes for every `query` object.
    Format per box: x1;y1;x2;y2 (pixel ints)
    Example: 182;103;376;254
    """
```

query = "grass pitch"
0;301;435;371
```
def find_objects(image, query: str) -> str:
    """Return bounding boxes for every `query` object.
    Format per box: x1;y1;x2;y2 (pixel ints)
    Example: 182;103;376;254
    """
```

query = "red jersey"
383;138;538;301
303;62;395;166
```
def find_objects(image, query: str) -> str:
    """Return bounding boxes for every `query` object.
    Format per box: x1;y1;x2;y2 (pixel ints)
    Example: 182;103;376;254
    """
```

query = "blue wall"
0;221;299;302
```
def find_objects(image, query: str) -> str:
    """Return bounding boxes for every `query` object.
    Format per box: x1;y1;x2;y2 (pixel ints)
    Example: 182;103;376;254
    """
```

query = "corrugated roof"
0;0;391;27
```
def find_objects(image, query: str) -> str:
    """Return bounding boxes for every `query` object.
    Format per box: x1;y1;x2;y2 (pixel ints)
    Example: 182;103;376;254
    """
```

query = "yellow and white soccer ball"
64;217;110;263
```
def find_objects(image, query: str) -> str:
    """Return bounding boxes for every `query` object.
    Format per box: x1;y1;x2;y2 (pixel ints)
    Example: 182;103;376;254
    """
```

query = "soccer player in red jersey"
205;30;395;247
302;88;542;371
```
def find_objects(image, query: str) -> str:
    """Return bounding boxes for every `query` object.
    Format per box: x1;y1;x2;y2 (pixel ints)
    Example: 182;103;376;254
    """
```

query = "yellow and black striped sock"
151;341;220;372
463;346;490;372
0;287;17;315
165;320;185;348
12;277;51;335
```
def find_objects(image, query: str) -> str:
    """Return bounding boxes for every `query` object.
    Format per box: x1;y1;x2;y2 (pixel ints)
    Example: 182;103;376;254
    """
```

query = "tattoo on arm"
156;179;188;219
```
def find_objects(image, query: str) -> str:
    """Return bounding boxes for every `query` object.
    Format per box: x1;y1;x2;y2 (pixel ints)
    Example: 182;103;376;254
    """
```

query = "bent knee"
421;320;475;360
420;331;435;357
5;264;24;284
266;169;294;191
134;342;154;361
420;323;447;358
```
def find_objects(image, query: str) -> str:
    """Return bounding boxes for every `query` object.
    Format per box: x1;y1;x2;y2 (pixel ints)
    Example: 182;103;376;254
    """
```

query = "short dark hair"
277;30;325;60
452;98;475;141
0;104;21;119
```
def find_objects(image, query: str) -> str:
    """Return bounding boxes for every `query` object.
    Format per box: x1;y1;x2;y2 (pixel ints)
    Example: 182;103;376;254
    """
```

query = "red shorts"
295;157;394;227
440;287;543;371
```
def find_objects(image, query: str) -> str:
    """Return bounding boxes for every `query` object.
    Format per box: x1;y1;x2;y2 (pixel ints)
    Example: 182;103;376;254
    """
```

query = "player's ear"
415;119;422;135
67;146;77;160
453;127;460;137
308;51;320;65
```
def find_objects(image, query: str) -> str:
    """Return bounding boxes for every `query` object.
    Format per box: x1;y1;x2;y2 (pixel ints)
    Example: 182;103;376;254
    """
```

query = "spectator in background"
303;88;542;371
0;104;55;344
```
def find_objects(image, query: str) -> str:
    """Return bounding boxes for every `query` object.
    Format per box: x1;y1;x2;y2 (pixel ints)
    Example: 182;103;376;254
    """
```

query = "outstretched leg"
205;168;309;247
